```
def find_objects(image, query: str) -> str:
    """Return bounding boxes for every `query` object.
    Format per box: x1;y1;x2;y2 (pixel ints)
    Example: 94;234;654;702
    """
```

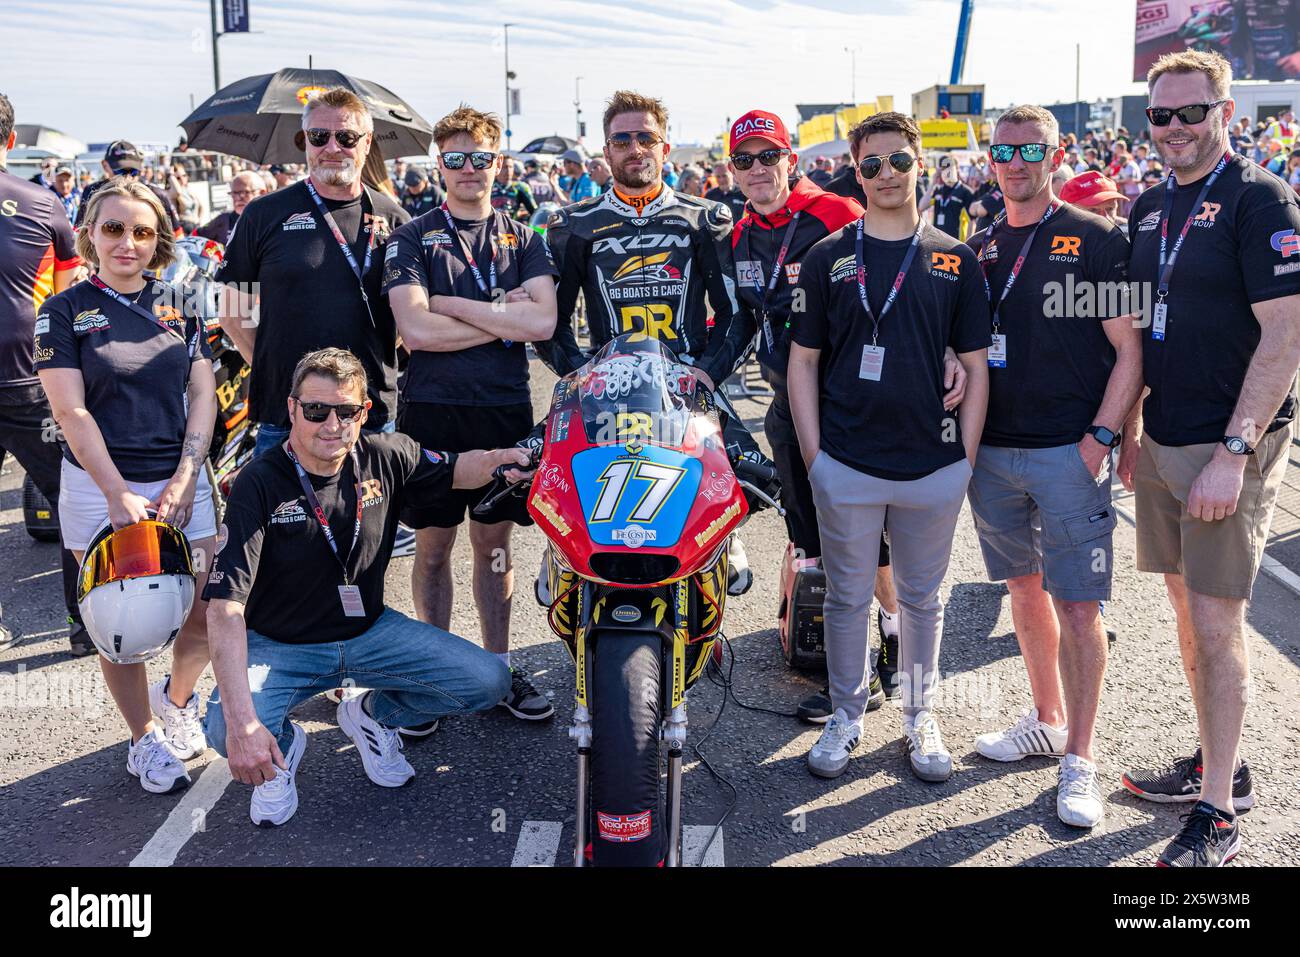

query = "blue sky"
4;0;1144;150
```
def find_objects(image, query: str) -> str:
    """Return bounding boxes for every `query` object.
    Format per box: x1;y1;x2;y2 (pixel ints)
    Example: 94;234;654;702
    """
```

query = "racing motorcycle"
477;333;779;866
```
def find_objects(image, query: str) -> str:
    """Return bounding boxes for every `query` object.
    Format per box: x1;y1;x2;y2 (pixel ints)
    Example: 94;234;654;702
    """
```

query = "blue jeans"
204;606;511;756
253;420;395;459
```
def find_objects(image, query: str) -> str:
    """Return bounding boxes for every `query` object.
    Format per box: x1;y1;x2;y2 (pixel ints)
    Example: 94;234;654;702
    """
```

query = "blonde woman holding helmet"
36;177;219;795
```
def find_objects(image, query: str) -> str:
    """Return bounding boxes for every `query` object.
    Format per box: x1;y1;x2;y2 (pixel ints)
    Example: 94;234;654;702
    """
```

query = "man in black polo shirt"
789;112;989;783
204;348;527;827
965;105;1142;830
384;106;558;722
1117;51;1300;867
0;94;90;655
215;87;410;460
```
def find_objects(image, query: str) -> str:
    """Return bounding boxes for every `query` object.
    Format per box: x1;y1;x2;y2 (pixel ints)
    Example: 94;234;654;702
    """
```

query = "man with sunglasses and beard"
383;106;559;723
1116;50;1300;867
215;88;409;462
788;112;989;783
727;109;969;718
538;90;767;595
204;348;527;826
963;106;1141;830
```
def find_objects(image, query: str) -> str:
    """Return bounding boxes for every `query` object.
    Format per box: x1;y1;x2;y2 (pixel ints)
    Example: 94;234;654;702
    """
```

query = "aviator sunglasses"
858;151;915;179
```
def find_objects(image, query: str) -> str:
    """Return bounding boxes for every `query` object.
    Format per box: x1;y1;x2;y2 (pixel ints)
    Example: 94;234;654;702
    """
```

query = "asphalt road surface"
2;361;1298;867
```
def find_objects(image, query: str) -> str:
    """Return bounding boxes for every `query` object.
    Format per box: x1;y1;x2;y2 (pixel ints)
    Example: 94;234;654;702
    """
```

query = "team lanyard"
983;200;1061;335
440;204;497;297
742;210;801;354
284;441;364;587
854;217;926;345
1156;150;1232;301
89;274;202;364
304;178;377;327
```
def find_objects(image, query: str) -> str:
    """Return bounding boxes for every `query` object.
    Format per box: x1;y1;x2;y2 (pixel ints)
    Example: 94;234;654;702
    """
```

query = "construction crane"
950;0;975;84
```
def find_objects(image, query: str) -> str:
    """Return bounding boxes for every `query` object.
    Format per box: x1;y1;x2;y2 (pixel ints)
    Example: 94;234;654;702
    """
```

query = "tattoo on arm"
181;430;210;467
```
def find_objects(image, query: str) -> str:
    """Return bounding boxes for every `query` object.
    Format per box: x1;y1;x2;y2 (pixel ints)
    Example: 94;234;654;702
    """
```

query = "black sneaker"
67;620;96;658
797;676;884;724
1156;801;1240;867
499;669;554;721
1122;748;1255;813
875;609;900;700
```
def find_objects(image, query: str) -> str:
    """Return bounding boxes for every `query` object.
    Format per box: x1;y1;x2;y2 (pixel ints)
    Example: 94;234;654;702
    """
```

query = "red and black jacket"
731;176;862;385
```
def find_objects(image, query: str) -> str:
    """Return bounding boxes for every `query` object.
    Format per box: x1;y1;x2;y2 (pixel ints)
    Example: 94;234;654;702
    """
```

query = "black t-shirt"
382;208;558;406
971;204;1130;448
0;168;80;389
931;182;975;238
1127;154;1300;445
215;181;410;429
195;209;238;244
34;278;213;482
791;222;990;480
705;186;748;222
401;185;444;219
203;433;457;643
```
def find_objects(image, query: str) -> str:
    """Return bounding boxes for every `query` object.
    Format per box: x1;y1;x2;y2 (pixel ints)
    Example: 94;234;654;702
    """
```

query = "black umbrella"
519;135;579;155
180;68;433;164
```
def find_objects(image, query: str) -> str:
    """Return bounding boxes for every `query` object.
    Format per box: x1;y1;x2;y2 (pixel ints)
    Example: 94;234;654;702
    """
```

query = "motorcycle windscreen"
77;520;196;604
570;444;701;550
576;339;699;450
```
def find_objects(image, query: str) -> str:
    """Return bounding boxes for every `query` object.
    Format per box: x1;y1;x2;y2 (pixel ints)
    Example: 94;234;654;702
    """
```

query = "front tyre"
589;630;663;867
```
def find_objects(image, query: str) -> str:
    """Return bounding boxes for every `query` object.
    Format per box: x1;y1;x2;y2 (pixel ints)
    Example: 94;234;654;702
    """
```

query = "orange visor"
77;520;196;604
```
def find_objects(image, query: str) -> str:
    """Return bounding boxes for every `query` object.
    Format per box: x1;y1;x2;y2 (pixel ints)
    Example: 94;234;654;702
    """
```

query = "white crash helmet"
77;517;196;664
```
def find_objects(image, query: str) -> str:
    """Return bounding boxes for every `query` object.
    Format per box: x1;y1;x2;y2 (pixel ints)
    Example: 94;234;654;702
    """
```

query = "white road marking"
510;821;725;866
511;820;563;866
130;759;232;867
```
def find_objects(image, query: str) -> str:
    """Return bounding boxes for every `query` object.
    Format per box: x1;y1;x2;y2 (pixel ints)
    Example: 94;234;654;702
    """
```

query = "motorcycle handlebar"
733;458;778;487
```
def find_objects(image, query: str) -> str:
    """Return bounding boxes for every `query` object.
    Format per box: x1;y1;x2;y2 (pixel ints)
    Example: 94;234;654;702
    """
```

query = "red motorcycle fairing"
527;335;748;588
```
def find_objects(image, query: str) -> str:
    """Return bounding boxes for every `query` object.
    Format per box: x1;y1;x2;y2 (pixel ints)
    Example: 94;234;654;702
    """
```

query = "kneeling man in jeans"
204;347;528;826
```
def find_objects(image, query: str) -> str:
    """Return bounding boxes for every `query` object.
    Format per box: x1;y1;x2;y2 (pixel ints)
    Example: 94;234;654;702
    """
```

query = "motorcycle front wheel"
589;629;664;867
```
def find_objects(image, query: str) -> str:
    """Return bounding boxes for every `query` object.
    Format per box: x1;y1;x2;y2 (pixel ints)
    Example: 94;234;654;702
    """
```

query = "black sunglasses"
441;151;498;170
606;131;664;151
1145;101;1227;127
990;143;1050;163
304;128;367;149
858;151;915;179
293;398;366;423
730;148;790;170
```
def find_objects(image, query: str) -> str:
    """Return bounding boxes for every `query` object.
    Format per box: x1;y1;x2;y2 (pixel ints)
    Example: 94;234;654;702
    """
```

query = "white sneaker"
127;728;192;794
337;692;415;787
903;710;952;782
807;708;862;779
1058;753;1105;828
324;685;366;705
726;535;752;596
148;676;208;760
251;722;307;827
974;706;1067;762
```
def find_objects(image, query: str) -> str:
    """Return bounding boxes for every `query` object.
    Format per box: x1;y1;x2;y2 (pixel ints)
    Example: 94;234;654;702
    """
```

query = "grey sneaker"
903;710;952;782
807;709;862;779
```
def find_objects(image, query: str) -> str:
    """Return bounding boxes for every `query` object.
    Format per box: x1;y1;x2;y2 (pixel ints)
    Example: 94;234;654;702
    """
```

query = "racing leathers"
536;184;773;502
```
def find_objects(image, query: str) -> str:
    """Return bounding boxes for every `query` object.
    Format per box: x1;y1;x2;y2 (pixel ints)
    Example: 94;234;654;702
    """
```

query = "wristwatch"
1086;425;1121;449
1222;435;1256;455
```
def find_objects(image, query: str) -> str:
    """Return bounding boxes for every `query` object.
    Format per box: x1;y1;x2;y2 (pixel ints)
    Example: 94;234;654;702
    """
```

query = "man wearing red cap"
964;105;1142;828
728;109;967;719
1059;170;1129;230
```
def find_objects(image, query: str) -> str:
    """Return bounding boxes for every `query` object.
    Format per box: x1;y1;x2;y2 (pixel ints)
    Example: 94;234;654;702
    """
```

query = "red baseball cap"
1059;170;1125;207
731;110;791;151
